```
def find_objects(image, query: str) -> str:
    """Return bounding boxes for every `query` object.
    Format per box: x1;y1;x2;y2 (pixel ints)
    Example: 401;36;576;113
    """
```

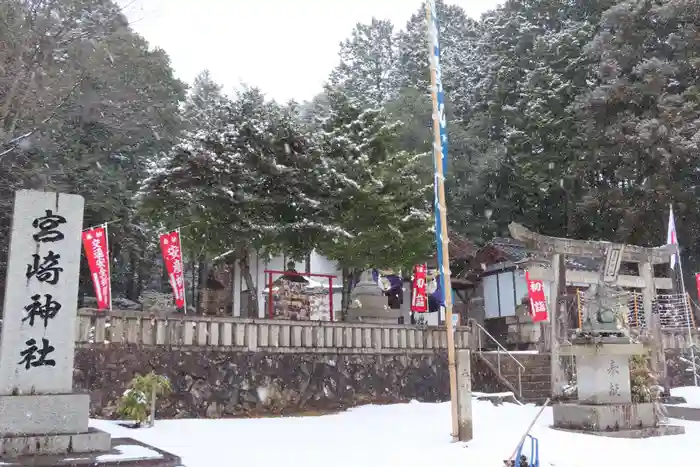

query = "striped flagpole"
668;204;697;385
426;0;459;440
103;223;113;313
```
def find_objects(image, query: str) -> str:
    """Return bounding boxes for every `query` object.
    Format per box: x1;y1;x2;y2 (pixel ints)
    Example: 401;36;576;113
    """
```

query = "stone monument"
554;281;684;437
509;223;684;437
0;190;181;466
509;223;676;398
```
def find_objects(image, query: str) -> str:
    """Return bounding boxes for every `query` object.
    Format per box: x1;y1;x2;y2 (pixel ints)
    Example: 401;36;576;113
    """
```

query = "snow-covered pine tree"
454;0;615;240
390;1;485;240
328;18;398;109
316;89;434;273
395;0;480;110
139;87;343;316
573;0;700;248
182;70;229;137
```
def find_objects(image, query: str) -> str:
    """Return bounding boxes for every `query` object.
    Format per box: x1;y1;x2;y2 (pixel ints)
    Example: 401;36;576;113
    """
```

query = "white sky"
119;0;501;103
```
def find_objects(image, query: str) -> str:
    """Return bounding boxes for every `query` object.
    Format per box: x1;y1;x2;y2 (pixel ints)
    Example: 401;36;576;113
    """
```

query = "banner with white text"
82;225;111;311
159;230;186;310
525;271;548;323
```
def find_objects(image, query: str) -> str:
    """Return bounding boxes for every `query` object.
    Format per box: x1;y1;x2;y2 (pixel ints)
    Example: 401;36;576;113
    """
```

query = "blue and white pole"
426;0;460;441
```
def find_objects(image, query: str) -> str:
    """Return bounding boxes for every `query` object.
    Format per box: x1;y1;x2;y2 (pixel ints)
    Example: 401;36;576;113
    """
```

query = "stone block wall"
73;345;508;419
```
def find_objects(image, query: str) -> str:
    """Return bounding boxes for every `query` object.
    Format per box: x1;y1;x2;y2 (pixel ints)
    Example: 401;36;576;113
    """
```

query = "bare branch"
0;77;83;159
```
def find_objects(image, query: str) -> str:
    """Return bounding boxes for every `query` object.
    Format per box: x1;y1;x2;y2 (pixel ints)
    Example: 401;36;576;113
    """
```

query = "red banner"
82;226;111;310
411;264;428;313
525;271;548;323
159;231;186;309
695;273;700;310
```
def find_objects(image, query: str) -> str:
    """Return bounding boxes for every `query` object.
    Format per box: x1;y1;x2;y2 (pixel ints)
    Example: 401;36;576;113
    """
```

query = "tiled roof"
425;230;478;266
449;231;478;260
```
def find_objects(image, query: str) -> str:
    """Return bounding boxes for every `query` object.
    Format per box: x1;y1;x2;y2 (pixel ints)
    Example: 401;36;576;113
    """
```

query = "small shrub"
140;291;175;314
630;354;655;403
117;372;172;426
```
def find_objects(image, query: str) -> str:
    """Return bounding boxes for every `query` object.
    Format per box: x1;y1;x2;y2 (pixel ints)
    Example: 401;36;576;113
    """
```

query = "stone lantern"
346;270;402;324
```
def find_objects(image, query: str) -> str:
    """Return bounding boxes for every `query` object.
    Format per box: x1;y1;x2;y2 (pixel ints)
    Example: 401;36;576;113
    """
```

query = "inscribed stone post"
576;355;632;404
456;349;473;441
0;190;84;395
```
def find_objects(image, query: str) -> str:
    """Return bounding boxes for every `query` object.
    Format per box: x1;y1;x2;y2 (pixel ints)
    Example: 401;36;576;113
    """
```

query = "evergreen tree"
182;70;228;136
139;88;344;315
0;0;185;304
328;18;398;108
573;0;700;256
396;0;480;112
454;0;615;240
316;90;434;272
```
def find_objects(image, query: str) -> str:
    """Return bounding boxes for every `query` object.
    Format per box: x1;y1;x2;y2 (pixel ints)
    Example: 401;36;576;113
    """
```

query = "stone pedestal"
552;342;684;438
0;437;183;466
0;394;93;436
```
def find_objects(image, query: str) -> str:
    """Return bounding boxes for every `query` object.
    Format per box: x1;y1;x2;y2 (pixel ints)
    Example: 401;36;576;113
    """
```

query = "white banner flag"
667;204;678;270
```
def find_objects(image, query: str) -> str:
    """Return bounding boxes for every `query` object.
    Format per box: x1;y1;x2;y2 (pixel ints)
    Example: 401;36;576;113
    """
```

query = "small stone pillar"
553;343;684;437
456;349;473;441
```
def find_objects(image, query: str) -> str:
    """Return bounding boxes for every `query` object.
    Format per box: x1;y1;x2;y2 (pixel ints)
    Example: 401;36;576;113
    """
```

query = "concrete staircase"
478;351;551;404
468;319;552;404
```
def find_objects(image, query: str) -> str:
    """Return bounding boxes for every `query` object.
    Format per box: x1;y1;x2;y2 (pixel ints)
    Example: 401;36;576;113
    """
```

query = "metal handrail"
469;319;525;370
469;318;525;398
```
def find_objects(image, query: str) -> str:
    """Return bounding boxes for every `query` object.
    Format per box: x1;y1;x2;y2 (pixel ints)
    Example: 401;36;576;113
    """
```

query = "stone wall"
74;345;508;419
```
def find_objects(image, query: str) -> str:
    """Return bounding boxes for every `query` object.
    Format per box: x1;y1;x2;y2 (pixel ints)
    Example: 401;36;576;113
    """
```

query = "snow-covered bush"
117;372;171;426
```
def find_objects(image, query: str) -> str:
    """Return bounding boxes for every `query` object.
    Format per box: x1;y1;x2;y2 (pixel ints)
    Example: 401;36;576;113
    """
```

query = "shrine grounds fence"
67;309;700;351
0;309;693;351
73;309;473;354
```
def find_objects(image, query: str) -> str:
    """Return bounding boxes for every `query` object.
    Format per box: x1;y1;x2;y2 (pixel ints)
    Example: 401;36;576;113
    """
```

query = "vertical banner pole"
328;276;334;321
426;0;459;441
176;228;187;314
686;292;698;386
103;223;112;313
669;204;696;385
268;271;274;319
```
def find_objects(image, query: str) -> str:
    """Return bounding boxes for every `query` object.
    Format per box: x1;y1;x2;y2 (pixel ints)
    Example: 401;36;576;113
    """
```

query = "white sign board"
0;190;84;395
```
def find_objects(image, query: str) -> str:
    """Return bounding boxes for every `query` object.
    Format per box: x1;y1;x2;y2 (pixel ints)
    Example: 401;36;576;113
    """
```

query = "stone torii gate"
508;222;677;397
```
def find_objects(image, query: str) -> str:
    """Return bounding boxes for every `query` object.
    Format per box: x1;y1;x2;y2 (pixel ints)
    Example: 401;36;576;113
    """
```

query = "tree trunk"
341;268;363;321
0;61;25;134
136;259;148;307
190;250;197;313
341;267;350;320
238;249;258;318
160;257;170;295
126;251;139;301
196;257;208;315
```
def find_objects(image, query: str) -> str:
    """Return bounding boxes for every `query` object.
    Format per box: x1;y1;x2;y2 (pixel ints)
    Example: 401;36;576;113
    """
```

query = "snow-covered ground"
671;386;700;407
91;397;700;467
